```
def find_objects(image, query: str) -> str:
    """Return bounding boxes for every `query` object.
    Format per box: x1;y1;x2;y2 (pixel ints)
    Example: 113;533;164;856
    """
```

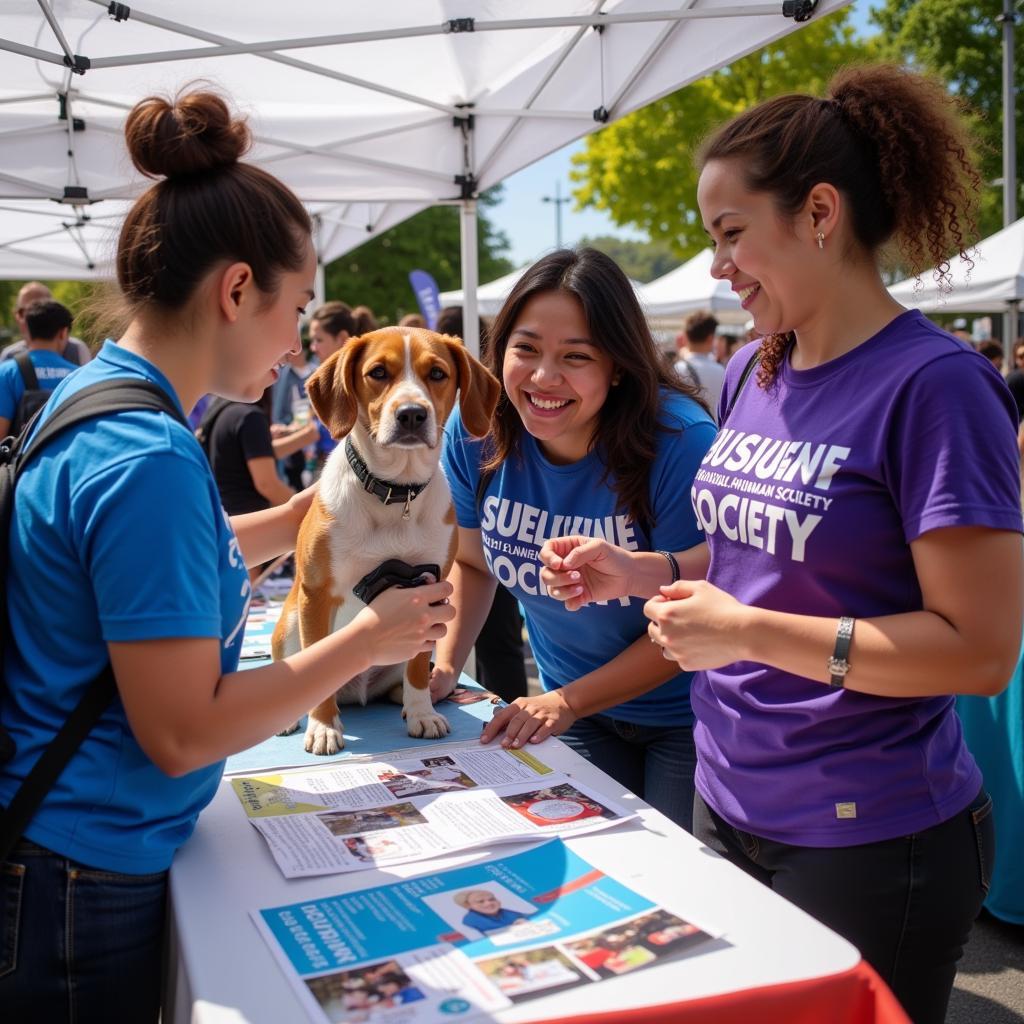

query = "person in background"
1003;338;1024;423
978;340;1005;373
3;282;92;366
399;313;426;329
540;64;1021;1024
433;248;716;832
435;304;528;703
199;387;296;516
0;299;78;437
270;342;319;490
307;300;357;472
352;304;379;334
0;89;453;1022
675;310;726;420
713;332;742;367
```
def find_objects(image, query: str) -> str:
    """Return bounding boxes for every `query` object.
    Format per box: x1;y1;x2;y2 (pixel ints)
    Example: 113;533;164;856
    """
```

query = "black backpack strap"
13;352;38;393
722;349;760;425
0;666;116;863
0;378;188;863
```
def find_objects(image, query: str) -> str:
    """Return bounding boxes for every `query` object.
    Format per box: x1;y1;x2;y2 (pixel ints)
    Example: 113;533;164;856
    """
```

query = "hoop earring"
816;232;825;250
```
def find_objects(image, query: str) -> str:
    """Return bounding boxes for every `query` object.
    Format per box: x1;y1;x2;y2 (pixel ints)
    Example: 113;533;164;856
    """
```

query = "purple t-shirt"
691;310;1022;847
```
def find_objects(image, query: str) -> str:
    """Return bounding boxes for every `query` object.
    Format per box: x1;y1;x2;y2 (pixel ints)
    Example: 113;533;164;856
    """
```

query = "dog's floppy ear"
306;336;367;439
442;336;501;438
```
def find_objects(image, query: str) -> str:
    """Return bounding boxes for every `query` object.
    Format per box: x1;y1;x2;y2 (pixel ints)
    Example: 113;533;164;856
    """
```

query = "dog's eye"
428;367;448;382
367;365;388;380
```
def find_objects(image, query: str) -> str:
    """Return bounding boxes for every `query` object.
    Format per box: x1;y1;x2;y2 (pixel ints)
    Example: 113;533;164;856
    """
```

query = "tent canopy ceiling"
0;0;849;279
889;217;1024;315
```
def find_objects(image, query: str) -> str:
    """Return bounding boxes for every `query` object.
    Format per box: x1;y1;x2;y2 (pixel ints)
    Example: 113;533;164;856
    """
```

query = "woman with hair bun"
0;91;452;1021
539;65;1022;1023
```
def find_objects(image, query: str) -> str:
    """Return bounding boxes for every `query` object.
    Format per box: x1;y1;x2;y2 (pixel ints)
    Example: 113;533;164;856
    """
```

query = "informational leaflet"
230;744;636;878
254;840;717;1024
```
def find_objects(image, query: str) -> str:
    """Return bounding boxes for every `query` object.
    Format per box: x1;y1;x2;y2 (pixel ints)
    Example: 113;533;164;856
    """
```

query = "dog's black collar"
345;437;431;517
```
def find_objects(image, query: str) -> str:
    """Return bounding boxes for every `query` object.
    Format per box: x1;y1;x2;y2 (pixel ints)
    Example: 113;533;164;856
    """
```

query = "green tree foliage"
571;9;871;258
576;235;681;282
324;186;513;323
873;0;1022;238
0;279;102;346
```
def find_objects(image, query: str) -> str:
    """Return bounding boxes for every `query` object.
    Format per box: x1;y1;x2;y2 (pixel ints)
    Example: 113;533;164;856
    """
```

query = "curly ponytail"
698;63;982;386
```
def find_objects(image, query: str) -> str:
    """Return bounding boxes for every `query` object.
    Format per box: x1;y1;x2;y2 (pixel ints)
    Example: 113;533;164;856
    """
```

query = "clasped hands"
539;535;750;671
455;536;751;751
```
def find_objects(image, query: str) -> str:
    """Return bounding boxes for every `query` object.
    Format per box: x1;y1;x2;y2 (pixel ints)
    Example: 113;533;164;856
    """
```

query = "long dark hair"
699;63;981;387
482;248;706;535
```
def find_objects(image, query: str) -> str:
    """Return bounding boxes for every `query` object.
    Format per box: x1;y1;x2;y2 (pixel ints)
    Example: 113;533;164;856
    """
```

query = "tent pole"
460;199;480;357
1002;0;1018;361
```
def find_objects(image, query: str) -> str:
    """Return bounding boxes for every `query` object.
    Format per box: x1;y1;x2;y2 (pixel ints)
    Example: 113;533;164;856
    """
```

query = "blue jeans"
0;838;167;1023
694;788;994;1024
560;713;696;831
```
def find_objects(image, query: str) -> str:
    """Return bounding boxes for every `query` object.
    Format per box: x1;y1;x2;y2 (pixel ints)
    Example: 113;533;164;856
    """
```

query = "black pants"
693;789;994;1024
474;585;528;703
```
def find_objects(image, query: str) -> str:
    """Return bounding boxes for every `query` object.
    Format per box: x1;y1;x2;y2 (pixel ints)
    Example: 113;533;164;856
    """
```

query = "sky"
488;0;879;269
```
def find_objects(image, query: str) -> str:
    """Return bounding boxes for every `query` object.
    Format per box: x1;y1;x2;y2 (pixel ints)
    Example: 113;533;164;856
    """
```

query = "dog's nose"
396;404;428;431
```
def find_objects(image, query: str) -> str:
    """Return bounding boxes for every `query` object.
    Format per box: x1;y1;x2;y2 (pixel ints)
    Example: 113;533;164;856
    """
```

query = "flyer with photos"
253;840;717;1024
230;743;636;877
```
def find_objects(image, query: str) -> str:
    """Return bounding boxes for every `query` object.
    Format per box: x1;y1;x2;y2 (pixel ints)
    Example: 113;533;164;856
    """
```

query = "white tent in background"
888;217;1024;313
439;265;529;317
635;247;741;318
0;1;850;350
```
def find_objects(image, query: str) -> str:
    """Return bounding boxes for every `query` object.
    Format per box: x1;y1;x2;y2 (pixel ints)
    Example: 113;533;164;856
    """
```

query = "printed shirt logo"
691;429;851;563
479;496;639;606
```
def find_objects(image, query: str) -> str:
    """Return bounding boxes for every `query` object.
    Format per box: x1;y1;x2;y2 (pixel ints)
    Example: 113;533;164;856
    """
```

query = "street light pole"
1000;0;1018;358
541;181;571;249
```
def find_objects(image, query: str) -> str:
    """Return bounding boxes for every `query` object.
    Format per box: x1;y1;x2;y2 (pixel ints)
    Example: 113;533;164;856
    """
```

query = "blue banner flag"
409;269;441;329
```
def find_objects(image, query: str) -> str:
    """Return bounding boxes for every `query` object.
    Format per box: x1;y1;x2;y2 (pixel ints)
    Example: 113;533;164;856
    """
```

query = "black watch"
827;616;855;687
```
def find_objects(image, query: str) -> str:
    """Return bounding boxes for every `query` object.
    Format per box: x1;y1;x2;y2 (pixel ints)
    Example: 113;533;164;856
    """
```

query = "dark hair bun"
124;91;250;179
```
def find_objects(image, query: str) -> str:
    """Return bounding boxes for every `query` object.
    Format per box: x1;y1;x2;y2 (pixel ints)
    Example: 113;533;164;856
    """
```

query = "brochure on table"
230;742;636;878
253;839;718;1024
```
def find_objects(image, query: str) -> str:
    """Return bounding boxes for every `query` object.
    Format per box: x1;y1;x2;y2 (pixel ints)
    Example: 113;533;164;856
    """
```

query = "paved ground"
949;912;1024;1023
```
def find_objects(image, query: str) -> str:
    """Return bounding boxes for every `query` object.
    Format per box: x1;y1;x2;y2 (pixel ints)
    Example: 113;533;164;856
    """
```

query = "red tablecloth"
535;960;910;1024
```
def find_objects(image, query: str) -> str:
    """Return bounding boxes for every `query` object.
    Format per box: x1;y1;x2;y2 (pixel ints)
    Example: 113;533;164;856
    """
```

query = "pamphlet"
253;840;717;1024
231;743;636;878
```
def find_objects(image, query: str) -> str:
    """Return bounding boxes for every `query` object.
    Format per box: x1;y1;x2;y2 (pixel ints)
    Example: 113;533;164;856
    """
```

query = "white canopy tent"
889;216;1024;314
439;264;529;317
0;0;849;351
635;246;741;317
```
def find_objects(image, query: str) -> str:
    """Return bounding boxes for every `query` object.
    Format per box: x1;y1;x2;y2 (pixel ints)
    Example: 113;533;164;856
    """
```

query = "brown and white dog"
272;326;500;755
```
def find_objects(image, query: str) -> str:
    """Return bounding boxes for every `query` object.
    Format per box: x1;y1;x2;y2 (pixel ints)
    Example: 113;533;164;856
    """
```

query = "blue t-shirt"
0;347;77;421
0;340;251;873
443;391;717;726
462;907;526;933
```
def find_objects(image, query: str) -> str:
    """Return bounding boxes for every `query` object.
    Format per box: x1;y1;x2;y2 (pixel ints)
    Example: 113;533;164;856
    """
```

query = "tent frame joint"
107;2;131;22
454;174;477;200
57;93;86;131
61;53;91;74
782;0;818;22
445;18;475;34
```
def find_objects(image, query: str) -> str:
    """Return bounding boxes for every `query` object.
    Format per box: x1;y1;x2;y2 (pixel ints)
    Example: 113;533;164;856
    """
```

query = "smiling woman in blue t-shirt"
0;91;453;1023
434;248;716;832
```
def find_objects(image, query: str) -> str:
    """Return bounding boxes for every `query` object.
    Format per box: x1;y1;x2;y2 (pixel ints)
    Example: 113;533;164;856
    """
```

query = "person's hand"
539;537;636;611
287;482;318;524
269;422;289;438
352;581;455;665
479;690;577;749
429;664;459;703
644;580;751;670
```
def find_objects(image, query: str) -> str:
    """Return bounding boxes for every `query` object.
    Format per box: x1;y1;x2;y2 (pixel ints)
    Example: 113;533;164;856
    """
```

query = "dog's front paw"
304;716;345;755
406;709;450;740
277;720;301;737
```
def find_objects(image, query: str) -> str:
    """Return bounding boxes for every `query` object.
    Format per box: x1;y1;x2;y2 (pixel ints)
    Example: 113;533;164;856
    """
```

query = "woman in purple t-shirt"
537;65;1022;1024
